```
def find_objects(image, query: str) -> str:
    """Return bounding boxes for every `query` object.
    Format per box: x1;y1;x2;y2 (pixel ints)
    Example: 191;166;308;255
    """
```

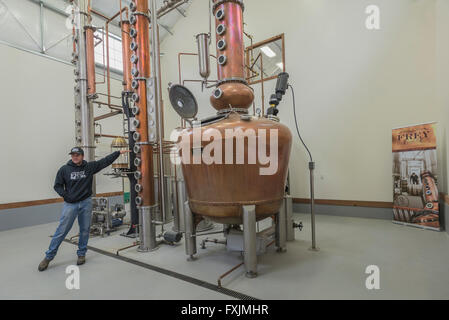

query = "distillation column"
120;18;140;233
128;0;158;251
72;0;96;184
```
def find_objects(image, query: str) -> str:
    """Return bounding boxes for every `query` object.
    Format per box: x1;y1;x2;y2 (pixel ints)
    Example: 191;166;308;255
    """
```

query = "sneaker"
38;258;51;272
77;256;86;266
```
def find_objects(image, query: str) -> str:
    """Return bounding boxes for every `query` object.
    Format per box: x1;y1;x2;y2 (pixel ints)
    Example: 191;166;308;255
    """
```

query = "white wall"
436;0;449;195
0;43;124;204
1;0;447;205
160;0;447;202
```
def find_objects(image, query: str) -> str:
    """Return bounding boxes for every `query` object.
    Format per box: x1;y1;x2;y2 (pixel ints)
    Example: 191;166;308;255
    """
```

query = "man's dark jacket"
54;151;120;203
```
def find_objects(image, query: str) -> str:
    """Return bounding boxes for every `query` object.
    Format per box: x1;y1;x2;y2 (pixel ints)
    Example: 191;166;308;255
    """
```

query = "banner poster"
392;122;441;231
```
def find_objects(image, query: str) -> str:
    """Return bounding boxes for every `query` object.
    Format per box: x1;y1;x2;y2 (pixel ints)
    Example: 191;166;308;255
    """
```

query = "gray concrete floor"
0;213;448;300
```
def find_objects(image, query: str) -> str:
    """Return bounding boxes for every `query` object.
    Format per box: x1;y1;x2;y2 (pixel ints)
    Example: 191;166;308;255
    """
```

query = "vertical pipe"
243;205;257;278
260;53;265;115
196;33;210;80
184;201;197;261
138;206;158;252
156;25;165;142
309;161;319;251
121;20;133;92
85;26;96;97
133;0;155;208
276;200;287;252
285;195;295;241
175;169;187;233
39;1;45;53
171;174;179;231
150;0;167;222
105;23;111;107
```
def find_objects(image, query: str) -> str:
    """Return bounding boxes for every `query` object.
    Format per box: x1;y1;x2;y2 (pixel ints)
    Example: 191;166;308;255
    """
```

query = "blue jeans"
45;197;92;260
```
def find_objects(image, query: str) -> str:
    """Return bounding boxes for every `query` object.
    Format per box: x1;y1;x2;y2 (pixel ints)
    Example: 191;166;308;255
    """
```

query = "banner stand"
392;122;441;231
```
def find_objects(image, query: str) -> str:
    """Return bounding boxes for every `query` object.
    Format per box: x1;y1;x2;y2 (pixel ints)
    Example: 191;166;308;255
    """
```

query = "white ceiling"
91;0;191;41
49;0;191;41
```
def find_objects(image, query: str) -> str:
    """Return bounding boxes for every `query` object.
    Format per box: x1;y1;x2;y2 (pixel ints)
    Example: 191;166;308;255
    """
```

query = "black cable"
289;84;313;163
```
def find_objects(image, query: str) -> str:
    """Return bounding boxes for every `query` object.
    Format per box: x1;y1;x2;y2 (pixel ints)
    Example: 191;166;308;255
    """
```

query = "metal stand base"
137;246;160;253
284;195;295;241
243;205;257;278
138;206;159;253
184;201;197;261
187;255;197;261
308;247;320;252
276;199;287;253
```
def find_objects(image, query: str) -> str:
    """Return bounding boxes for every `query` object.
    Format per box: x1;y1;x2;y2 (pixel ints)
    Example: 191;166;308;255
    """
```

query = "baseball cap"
69;147;84;156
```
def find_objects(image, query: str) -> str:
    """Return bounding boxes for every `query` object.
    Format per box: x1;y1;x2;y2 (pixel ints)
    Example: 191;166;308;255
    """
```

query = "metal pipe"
309;161;319;251
285;195;295;241
260;53;265;115
150;0;167;224
116;242;139;256
95;134;124;139
105;23;111;107
276;199;287;252
46;33;72;52
92;101;123;111
243;205;257;278
175;171;187;233
157;0;188;18
171;173;180;232
90;8;110;21
120;20;133;92
85;26;97;97
184;201;197;261
196;33;210;80
94;111;122;122
217;262;244;288
39;0;45;53
137;206;159;252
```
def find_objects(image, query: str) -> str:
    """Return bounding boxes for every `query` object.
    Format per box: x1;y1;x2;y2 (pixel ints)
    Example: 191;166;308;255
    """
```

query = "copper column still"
85;25;97;98
130;0;156;208
180;0;292;225
120;20;133;93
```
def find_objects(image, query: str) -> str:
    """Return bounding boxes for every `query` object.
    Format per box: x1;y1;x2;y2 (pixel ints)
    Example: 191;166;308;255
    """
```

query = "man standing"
38;147;129;271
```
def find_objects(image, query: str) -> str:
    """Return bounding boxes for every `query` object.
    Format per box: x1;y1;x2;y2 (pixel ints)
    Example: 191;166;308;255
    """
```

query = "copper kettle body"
179;113;292;224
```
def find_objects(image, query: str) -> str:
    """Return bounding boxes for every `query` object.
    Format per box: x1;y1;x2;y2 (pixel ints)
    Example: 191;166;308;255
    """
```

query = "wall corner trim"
293;198;393;209
0;192;124;211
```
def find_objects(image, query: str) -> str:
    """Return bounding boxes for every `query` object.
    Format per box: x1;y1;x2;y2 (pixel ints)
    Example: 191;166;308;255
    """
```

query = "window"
94;30;123;72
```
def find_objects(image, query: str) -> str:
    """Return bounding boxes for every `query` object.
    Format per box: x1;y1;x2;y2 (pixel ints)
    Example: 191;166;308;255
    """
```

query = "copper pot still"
179;0;292;224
